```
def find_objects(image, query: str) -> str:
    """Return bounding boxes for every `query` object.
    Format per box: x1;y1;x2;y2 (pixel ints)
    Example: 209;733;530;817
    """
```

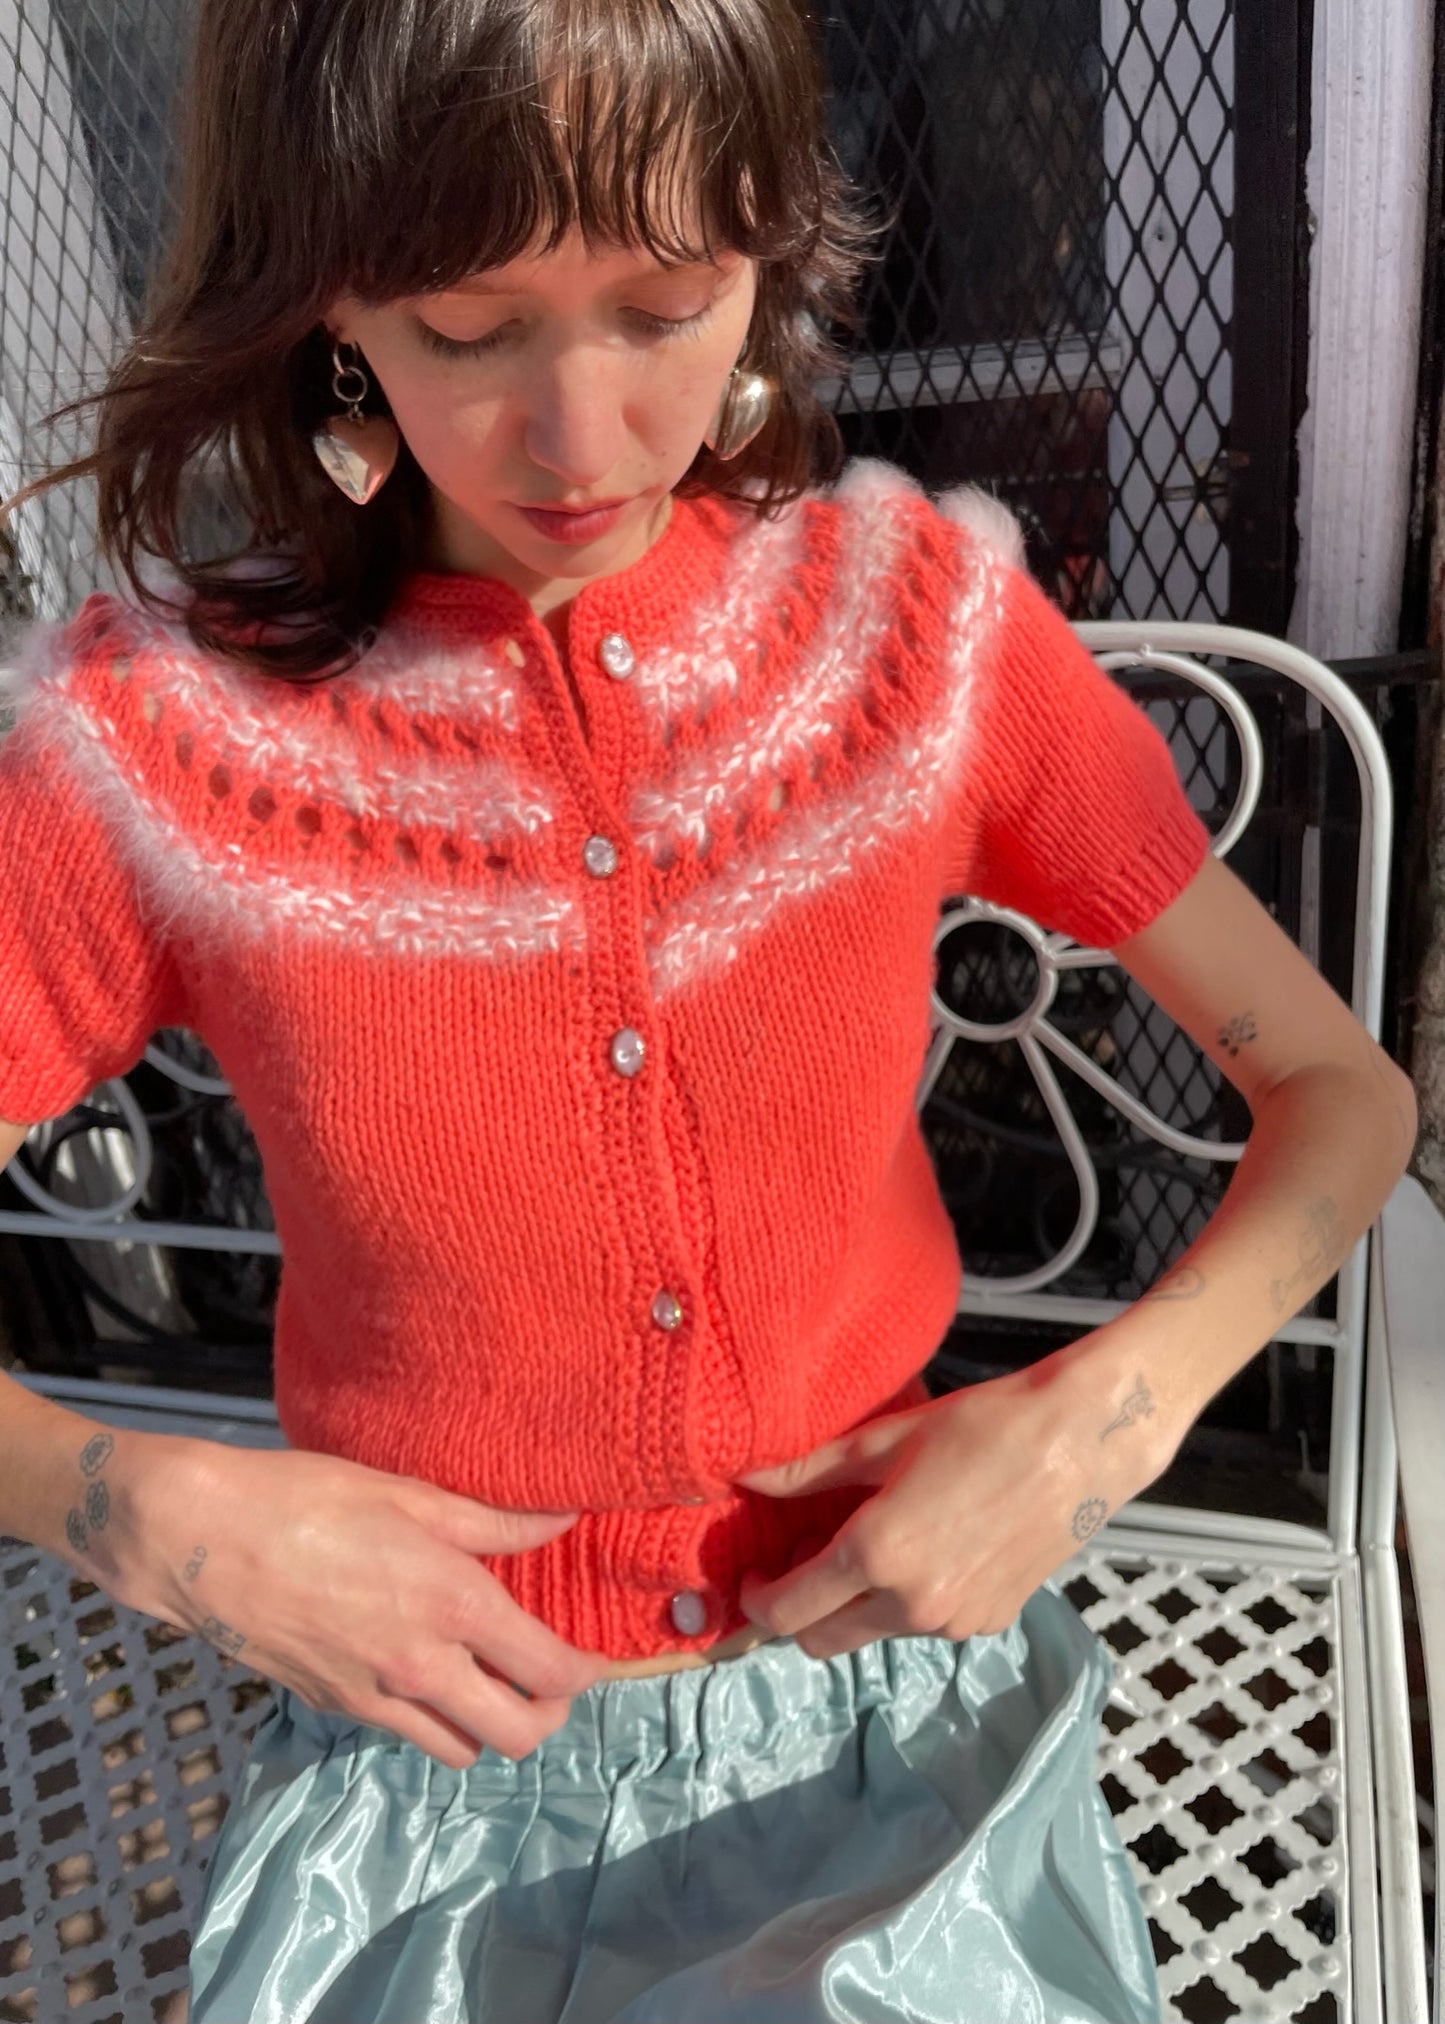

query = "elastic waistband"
265;1581;1105;1788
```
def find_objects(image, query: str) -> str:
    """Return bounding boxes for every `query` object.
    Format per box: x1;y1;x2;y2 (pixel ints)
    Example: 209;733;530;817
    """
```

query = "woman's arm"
1062;847;1417;1480
735;850;1418;1655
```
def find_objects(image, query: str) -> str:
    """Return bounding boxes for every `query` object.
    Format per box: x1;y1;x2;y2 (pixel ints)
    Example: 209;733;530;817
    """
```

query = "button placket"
551;612;709;1501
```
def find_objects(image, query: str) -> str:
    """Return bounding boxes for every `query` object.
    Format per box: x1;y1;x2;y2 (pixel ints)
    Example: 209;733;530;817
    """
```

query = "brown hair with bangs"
2;0;880;681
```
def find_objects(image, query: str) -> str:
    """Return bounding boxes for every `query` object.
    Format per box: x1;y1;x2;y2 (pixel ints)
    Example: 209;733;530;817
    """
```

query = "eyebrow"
445;260;721;297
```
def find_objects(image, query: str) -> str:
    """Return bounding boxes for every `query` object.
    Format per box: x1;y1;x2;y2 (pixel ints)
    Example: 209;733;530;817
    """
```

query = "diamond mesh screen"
824;0;1235;621
0;0;187;621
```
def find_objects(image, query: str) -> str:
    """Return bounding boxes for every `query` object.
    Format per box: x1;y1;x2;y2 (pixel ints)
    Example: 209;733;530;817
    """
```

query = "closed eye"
413;304;714;359
627;307;713;341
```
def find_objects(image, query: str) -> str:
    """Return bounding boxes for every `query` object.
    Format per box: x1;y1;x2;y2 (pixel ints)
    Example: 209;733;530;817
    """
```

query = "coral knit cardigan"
0;459;1208;1660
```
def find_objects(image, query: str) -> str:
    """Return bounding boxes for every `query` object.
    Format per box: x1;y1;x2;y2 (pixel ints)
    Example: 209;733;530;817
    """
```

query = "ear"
320;294;360;347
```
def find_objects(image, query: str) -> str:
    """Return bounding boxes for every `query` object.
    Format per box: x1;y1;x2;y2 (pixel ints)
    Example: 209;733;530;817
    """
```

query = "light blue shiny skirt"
186;1581;1161;2023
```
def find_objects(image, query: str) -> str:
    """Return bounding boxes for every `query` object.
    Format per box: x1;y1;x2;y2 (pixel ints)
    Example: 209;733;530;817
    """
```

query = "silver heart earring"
311;340;401;504
704;366;776;461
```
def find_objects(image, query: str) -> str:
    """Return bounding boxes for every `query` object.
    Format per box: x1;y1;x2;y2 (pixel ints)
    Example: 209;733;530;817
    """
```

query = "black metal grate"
0;0;189;623
823;0;1239;623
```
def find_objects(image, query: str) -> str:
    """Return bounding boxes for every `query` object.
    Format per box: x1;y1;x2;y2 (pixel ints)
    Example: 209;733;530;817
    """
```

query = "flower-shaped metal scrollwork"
1;1031;275;1257
143;1034;232;1099
6;1076;156;1226
918;638;1269;1297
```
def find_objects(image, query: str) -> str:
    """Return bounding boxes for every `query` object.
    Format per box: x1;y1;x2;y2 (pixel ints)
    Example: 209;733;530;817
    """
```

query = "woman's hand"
734;1343;1172;1659
113;1436;609;1769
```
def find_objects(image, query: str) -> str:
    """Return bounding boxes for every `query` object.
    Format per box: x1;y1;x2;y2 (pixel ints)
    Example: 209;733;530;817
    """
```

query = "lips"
514;498;632;544
524;498;629;514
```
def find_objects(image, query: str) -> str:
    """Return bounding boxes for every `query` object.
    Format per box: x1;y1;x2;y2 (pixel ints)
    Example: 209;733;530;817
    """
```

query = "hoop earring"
311;340;400;504
704;367;776;461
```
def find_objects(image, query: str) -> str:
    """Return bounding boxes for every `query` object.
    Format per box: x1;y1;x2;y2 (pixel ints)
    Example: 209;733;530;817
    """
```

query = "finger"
450;1573;610;1699
736;1413;919;1497
413;1487;582;1557
739;1541;871;1637
447;1663;577;1762
367;1697;502;1772
382;1651;576;1764
792;1589;918;1660
284;1667;499;1775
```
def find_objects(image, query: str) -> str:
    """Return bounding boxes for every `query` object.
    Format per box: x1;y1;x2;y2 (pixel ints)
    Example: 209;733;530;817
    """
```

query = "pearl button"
599;631;635;678
681;1494;708;1506
652;1290;684;1330
583;834;618;877
670;1591;708;1636
610;1027;645;1076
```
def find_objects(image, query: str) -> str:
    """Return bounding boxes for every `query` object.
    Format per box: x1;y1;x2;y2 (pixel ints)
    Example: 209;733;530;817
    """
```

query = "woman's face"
327;229;758;609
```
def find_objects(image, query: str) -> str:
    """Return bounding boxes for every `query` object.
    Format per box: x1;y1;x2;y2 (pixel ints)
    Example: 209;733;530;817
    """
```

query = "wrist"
72;1427;214;1621
1047;1323;1186;1505
127;1433;232;1623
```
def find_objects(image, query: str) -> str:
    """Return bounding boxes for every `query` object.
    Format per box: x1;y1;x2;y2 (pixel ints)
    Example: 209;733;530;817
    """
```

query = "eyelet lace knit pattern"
0;457;1207;1658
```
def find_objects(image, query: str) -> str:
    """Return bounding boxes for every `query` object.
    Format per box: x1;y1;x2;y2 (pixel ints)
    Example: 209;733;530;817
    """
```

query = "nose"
522;345;629;488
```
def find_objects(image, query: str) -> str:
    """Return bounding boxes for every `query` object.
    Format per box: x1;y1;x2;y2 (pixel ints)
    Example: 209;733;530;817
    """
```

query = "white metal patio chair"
0;619;1439;2023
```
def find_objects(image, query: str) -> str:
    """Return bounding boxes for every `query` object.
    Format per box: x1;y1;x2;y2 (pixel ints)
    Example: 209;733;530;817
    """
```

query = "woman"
0;0;1413;2017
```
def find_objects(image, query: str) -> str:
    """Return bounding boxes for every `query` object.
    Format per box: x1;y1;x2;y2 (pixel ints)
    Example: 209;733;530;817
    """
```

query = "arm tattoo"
65;1433;244;1656
65;1432;120;1579
79;1433;112;1477
1100;1376;1155;1440
1071;1497;1109;1542
1219;1012;1258;1058
1270;1196;1349;1313
1142;1264;1205;1302
197;1615;248;1659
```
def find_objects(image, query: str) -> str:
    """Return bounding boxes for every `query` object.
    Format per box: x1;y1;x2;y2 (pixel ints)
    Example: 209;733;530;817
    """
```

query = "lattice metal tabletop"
1071;1542;1356;2024
0;1526;1361;2024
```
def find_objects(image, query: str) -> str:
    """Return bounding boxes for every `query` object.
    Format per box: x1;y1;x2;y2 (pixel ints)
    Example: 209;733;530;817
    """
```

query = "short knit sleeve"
945;556;1211;947
0;600;187;1124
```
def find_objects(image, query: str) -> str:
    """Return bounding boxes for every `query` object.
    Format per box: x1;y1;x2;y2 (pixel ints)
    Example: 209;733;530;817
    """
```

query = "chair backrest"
920;619;1393;1561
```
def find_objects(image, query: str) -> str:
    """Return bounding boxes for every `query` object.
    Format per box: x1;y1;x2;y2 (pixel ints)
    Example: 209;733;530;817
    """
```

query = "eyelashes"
414;305;715;360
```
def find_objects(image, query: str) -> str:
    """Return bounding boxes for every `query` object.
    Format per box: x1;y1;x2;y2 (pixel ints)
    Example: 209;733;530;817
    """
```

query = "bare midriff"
594;1620;778;1680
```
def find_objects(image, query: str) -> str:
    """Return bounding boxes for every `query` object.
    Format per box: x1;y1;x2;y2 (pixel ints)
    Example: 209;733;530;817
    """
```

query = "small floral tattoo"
1219;1012;1258;1058
79;1433;114;1477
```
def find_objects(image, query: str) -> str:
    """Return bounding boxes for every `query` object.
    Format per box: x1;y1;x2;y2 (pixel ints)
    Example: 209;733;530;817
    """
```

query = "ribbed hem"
475;1371;932;1661
1073;786;1212;947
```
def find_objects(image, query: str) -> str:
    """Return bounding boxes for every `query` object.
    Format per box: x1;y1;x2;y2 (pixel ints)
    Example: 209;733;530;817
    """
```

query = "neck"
420;489;675;624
